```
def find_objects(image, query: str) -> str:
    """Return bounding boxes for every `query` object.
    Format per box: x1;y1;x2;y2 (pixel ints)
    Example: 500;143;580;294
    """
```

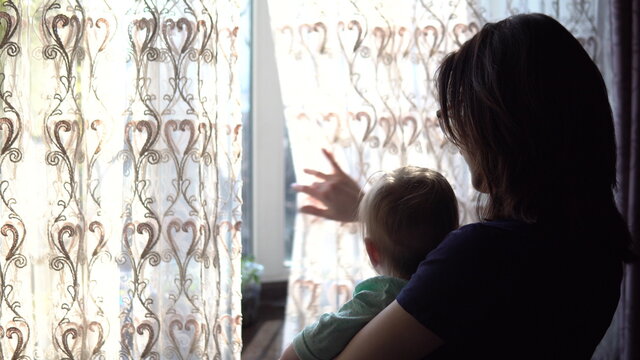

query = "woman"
293;14;633;359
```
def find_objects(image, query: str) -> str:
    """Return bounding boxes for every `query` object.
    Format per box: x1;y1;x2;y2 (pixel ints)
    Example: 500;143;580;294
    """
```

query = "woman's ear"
364;237;380;268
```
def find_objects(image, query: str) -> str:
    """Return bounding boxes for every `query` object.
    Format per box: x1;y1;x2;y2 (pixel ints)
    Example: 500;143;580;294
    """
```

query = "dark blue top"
396;220;622;359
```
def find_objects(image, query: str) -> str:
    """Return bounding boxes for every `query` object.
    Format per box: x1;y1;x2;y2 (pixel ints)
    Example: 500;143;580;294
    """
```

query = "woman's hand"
291;149;363;222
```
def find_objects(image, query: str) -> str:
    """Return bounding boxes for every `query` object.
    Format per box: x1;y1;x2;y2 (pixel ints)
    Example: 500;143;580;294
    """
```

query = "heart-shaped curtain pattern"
0;0;242;358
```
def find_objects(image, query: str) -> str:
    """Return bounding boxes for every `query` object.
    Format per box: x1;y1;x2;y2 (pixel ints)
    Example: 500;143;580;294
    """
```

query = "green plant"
241;255;264;290
241;255;264;327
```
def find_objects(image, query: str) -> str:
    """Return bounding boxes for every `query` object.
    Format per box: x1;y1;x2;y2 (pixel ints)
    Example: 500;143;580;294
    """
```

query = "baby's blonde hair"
358;166;459;279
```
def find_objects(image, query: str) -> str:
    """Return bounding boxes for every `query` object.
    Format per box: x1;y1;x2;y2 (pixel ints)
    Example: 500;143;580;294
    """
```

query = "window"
242;0;294;282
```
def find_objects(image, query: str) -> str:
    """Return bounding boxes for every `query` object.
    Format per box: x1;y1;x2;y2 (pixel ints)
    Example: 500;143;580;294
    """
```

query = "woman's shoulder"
454;218;535;234
433;219;538;254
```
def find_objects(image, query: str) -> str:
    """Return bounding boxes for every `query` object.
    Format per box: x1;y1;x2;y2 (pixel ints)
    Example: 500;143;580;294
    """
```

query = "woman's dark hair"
436;13;634;260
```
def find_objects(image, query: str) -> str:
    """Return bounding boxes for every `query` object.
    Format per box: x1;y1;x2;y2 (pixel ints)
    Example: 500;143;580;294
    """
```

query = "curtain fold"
611;0;640;359
269;0;607;349
0;0;242;358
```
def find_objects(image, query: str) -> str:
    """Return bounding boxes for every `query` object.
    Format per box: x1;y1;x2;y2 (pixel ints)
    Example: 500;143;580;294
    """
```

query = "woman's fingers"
300;150;345;180
292;182;331;202
299;205;330;219
321;148;345;175
291;183;321;198
303;168;330;179
290;149;362;222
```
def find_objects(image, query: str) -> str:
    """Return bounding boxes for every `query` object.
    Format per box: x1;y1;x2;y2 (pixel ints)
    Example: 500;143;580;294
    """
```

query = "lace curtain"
0;0;241;358
269;0;605;347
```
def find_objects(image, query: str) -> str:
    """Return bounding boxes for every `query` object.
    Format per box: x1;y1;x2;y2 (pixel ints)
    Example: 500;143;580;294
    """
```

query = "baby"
280;166;459;360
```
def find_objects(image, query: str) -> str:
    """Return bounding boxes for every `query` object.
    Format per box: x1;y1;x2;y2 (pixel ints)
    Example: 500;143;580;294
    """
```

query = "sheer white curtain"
0;0;242;358
268;0;605;347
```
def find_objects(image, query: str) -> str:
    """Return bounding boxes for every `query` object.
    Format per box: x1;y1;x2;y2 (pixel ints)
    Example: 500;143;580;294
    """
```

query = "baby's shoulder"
354;275;407;295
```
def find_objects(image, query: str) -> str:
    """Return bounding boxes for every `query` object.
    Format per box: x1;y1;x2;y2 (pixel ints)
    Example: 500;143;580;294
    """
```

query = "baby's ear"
364;237;380;267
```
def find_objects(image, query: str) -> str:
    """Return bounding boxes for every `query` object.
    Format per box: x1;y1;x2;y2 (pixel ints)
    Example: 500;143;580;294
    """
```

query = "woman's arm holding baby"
280;344;300;360
335;301;443;360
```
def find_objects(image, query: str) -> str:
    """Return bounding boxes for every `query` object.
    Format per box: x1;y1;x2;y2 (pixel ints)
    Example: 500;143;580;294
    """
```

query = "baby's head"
359;166;459;279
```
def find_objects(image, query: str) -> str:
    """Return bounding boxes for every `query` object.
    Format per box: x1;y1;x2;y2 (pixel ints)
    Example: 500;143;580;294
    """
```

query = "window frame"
250;0;290;282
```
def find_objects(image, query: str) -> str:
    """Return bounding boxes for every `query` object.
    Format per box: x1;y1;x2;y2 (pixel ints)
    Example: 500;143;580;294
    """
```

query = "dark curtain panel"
611;0;640;359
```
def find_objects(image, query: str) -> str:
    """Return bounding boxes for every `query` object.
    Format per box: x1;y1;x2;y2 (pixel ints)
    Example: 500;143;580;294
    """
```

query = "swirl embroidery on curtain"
0;1;28;358
0;0;242;358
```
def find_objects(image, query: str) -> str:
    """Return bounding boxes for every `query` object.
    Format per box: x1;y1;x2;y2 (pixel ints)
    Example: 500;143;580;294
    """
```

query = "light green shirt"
292;275;407;360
